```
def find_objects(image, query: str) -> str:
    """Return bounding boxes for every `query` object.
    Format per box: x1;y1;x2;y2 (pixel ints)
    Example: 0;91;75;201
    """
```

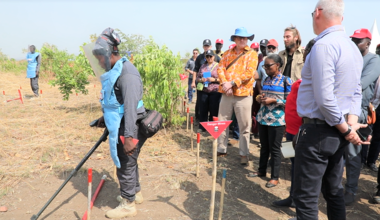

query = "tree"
133;37;185;126
39;43;93;100
115;29;148;57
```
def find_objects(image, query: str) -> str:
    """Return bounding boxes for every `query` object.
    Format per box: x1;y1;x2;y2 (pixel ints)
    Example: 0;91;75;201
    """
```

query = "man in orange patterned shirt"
217;27;258;165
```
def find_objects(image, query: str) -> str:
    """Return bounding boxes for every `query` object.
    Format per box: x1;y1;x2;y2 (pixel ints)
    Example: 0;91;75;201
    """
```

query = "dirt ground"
1;72;380;220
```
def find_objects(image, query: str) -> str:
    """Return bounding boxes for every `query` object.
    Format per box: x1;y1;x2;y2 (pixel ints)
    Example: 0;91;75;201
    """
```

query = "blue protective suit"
26;52;40;78
100;57;143;168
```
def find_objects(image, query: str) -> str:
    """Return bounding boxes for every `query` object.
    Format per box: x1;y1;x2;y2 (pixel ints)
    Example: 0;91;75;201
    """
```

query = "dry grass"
0;71;104;197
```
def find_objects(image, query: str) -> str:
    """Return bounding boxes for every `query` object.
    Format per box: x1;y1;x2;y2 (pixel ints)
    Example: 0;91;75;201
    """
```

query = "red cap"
267;39;278;47
250;42;259;49
229;44;236;49
350;28;372;40
216;39;224;44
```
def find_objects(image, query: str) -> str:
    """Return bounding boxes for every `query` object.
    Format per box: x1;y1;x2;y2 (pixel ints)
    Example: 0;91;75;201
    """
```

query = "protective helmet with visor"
82;28;121;78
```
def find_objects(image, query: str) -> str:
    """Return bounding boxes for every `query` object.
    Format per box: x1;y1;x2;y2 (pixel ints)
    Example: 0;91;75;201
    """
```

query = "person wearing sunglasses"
195;50;221;132
278;26;304;82
252;54;293;188
217;27;257;165
185;48;199;103
192;39;221;121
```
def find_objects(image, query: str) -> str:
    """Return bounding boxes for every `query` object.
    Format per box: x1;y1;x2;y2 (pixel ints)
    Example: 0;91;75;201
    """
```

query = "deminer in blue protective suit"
92;28;147;219
26;45;41;97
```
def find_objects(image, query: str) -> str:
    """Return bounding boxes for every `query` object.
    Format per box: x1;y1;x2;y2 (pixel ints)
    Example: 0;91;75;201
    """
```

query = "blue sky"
1;0;379;60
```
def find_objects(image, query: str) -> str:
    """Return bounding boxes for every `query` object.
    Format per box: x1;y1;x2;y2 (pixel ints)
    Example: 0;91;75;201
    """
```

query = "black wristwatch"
341;125;352;137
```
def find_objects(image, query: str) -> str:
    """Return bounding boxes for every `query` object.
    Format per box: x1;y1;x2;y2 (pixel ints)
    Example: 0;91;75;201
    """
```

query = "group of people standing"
184;0;380;219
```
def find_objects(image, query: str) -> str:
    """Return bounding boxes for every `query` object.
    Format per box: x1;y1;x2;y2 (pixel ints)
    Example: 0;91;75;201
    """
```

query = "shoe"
249;172;266;177
367;163;379;172
266;179;279;188
361;163;366;170
228;139;239;146
254;133;259;139
106;197;137;219
373;189;380;204
117;191;143;204
344;191;355;206
272;196;296;208
241;156;248;165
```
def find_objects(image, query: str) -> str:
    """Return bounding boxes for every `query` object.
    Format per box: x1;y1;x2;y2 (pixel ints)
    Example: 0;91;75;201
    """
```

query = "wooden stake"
87;168;92;220
209;116;219;220
218;169;227;220
209;138;217;220
190;116;194;151
196;133;200;178
186;107;189;132
2;91;6;105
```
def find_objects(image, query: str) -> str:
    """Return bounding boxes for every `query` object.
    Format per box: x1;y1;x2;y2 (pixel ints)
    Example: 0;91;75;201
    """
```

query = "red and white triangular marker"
119;136;139;145
200;120;232;139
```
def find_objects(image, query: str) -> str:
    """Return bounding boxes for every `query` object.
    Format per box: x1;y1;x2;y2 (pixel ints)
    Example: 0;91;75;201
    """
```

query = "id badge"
204;83;209;88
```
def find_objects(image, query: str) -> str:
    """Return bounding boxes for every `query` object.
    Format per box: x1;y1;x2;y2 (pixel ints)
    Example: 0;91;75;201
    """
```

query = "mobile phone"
356;126;373;141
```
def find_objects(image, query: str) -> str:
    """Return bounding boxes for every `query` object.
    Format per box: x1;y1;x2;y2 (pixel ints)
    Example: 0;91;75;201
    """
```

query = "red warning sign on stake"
200;120;232;139
119;136;139;145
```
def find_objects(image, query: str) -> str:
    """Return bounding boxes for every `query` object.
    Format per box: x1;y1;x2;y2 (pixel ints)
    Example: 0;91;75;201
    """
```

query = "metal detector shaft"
31;129;109;220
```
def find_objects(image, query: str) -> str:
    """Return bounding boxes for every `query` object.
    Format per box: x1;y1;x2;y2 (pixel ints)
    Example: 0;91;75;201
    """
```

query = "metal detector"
31;120;108;220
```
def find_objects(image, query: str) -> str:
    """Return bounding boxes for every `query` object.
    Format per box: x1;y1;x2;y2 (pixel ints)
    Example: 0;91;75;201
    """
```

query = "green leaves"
40;43;92;100
134;40;185;127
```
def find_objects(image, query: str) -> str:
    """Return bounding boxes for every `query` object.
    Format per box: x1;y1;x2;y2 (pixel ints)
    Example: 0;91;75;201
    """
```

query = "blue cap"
230;27;255;41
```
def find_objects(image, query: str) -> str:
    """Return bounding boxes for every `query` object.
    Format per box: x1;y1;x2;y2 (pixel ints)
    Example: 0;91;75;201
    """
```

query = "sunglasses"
263;63;276;69
206;55;213;58
311;8;323;17
268;46;277;50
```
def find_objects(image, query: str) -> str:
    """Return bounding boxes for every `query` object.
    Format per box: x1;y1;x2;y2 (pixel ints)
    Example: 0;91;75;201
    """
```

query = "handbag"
367;103;376;124
138;109;163;138
196;83;204;91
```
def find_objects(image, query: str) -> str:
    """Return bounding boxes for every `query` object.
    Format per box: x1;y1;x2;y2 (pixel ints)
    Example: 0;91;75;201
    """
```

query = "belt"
302;117;327;125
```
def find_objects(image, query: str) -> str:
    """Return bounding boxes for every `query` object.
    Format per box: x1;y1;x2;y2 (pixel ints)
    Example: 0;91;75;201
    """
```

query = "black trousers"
293;123;347;220
195;90;202;120
258;124;285;180
30;75;39;96
199;92;221;131
116;119;148;202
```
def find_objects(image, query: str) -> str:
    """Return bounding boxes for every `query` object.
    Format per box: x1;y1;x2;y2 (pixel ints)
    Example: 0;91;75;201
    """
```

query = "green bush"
0;49;27;74
41;43;93;100
133;38;185;126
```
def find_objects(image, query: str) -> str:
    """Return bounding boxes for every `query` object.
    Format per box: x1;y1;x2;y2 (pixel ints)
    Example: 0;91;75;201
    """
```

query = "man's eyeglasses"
311;8;323;17
206;55;213;58
263;63;276;69
268;46;277;50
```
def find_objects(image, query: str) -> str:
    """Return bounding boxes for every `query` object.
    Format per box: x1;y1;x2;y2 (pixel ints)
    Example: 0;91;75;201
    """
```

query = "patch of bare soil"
1;72;380;219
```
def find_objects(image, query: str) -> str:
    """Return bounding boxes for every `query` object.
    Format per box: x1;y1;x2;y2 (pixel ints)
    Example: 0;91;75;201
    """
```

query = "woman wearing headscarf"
195;49;221;132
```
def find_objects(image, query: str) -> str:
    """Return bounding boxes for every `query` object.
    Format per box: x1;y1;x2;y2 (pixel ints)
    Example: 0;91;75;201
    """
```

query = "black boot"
272;196;295;208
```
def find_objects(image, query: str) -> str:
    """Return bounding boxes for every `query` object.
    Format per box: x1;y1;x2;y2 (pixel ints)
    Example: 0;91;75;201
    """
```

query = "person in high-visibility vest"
26;45;41;97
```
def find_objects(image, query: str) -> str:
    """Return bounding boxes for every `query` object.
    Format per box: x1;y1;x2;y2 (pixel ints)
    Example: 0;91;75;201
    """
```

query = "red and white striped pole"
87;168;92;220
196;133;200;178
82;175;107;220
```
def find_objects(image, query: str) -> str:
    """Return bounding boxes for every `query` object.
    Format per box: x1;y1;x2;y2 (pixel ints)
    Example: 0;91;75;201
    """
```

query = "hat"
350;28;372;40
216;39;224;44
267;39;279;47
203;39;212;46
229;44;236;49
230;27;255;41
260;39;269;46
250;42;259;49
205;49;215;56
377;44;380;48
